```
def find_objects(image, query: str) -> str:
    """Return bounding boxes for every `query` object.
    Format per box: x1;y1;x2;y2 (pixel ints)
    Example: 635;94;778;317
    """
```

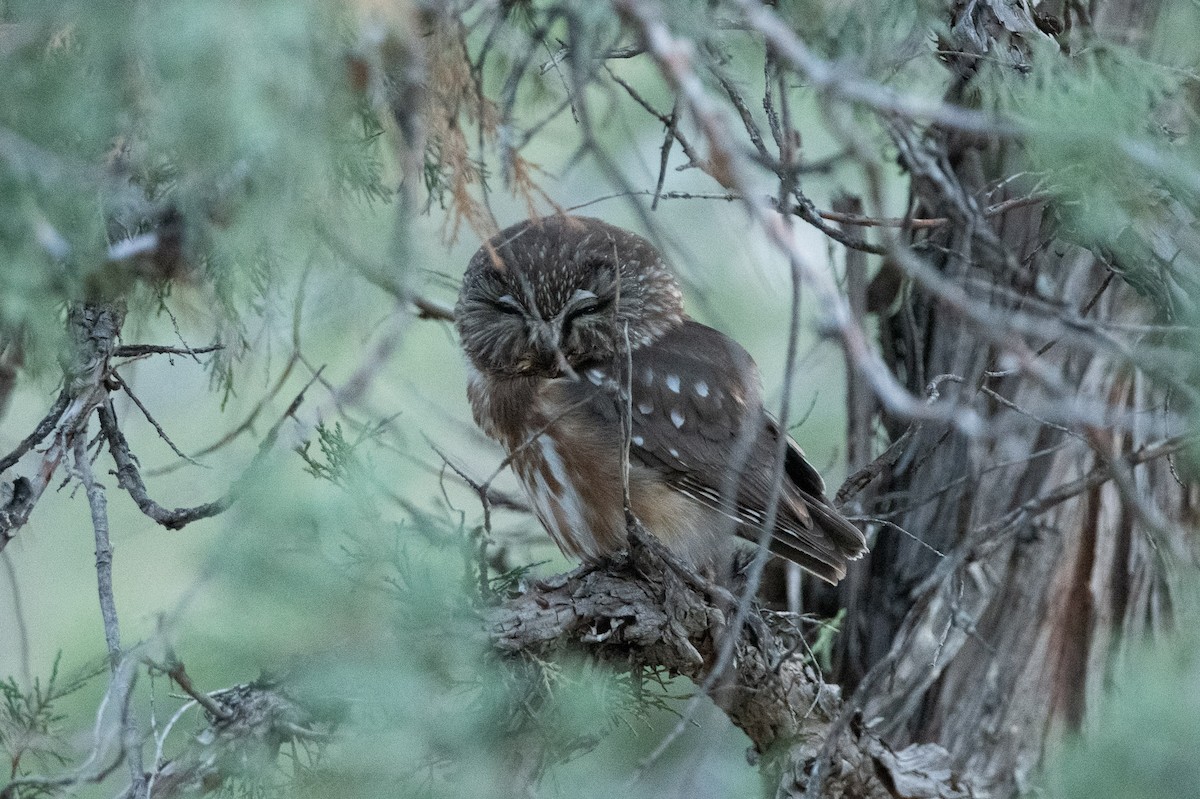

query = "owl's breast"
507;431;619;560
465;366;540;447
489;377;628;560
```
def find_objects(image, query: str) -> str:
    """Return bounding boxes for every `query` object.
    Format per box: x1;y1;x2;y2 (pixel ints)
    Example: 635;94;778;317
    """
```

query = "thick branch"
486;543;977;797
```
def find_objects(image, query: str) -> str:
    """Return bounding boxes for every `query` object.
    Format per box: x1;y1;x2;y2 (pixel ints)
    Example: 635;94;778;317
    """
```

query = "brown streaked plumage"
455;215;867;583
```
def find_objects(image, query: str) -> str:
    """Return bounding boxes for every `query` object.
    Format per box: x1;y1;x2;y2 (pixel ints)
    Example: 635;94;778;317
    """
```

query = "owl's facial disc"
499;281;618;378
457;216;686;379
518;319;564;377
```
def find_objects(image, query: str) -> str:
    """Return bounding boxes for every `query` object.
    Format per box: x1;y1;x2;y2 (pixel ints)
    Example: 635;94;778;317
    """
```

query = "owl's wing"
570;320;866;584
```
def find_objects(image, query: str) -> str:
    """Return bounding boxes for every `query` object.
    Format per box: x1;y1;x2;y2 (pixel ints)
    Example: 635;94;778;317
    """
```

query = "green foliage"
488;559;551;597
808;608;844;673
186;439;726;799
974;4;1200;310
994;45;1175;234
296;422;363;489
1045;586;1200;799
0;653;106;789
0;0;395;380
773;0;944;76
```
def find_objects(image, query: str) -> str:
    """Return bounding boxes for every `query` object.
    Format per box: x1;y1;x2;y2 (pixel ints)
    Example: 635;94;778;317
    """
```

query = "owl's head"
455;216;684;378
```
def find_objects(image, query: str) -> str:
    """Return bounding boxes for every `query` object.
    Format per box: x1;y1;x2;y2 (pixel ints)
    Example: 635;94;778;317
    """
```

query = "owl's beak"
553;349;579;382
530;323;579;381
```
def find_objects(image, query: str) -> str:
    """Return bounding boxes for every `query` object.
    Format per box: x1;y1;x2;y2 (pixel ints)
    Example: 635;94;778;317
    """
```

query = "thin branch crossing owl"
456;215;866;583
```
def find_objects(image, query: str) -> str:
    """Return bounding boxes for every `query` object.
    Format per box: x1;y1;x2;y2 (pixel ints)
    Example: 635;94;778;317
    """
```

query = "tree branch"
113;344;224;359
131;682;318;799
96;366;320;531
1;303;124;551
0;391;69;474
98;401;230;530
486;543;978;797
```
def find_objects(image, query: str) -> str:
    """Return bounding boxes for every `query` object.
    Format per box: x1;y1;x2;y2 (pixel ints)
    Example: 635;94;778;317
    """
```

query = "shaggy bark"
489;540;981;798
818;1;1198;795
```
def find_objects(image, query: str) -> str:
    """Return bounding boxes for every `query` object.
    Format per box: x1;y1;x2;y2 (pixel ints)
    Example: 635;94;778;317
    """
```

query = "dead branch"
0;303;123;551
144;351;301;477
113;344;223;358
0;390;69;474
110;372;206;467
72;435;148;796
98;401;230;530
97;366;321;531
128;683;321;799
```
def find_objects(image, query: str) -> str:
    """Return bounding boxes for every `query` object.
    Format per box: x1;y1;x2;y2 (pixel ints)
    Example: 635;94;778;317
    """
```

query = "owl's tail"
767;490;868;585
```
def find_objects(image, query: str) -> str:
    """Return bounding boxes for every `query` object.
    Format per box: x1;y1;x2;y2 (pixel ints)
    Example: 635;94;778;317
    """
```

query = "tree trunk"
823;1;1196;794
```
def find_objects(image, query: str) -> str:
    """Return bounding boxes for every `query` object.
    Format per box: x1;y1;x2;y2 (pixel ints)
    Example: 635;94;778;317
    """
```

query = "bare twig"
0;390;69;474
603;65;707;170
145;351;301;477
98;401;230;530
74;437;123;669
835;423;916;507
165;661;232;721
650;97;680;209
317;222;456;321
98;368;321;530
816;192;1051;228
72;436;147;797
0;549;32;689
539;43;644;74
411;295;456;321
113;344;223;359
110;372;206;468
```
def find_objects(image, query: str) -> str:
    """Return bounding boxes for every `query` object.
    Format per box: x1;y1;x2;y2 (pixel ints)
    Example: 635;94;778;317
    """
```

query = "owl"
455;215;866;583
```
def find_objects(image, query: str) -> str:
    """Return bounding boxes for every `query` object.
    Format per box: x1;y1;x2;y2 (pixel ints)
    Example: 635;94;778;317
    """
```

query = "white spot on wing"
587;368;604;385
669;447;680;458
632;435;644;447
638;400;653;415
695;380;709;397
670;409;685;428
666;374;681;393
